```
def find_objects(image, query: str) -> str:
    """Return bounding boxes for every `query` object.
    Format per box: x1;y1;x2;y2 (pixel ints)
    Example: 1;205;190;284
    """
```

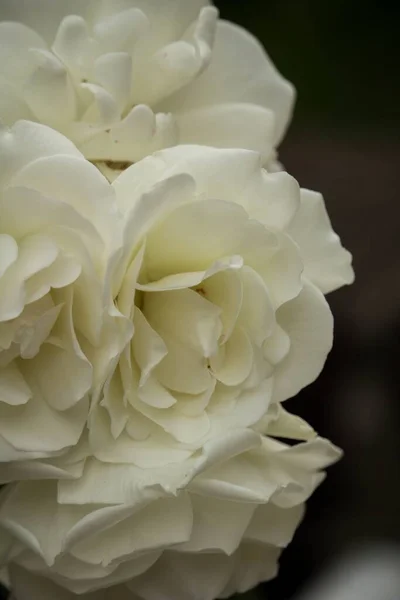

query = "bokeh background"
214;0;400;598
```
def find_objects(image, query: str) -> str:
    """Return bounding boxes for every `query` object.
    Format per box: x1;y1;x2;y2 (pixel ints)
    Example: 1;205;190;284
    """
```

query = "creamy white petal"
164;19;294;146
0;393;88;454
133;308;167;387
0;363;31;406
0;120;82;188
176;103;275;162
144;287;222;358
288;188;355;293
0;22;45;81
220;542;281;597
272;281;334;402
244;502;305;547
71;494;192;566
0;77;34;125
25;49;77;128
178;493;256;555
128;551;232;600
144;198;249;280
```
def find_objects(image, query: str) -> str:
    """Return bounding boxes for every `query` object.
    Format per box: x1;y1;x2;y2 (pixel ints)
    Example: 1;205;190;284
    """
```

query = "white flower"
0;0;294;175
0;120;129;466
0;124;353;599
0;434;341;599
79;144;353;471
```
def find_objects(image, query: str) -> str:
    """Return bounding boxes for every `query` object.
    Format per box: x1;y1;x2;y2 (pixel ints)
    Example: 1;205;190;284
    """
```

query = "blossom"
81;144;353;471
0;434;341;599
0;0;294;176
0;124;354;599
0;120;129;467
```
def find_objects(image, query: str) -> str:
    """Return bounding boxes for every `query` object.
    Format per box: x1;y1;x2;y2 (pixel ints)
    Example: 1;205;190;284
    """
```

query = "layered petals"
0;121;129;466
1;434;340;597
0;0;294;171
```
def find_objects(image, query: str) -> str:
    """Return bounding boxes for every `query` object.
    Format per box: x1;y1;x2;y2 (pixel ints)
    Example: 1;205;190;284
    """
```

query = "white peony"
0;0;294;176
0;120;129;467
0;434;341;599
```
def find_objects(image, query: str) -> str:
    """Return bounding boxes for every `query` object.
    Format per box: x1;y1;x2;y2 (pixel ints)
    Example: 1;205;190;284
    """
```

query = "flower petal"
164;20;295;148
273;281;334;402
288;188;355;293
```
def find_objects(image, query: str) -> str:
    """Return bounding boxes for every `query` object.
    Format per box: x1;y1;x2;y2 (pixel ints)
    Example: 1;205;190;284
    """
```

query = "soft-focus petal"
288;188;355;293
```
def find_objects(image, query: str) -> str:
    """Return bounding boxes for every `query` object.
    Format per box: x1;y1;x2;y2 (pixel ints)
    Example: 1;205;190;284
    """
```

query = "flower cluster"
0;1;354;600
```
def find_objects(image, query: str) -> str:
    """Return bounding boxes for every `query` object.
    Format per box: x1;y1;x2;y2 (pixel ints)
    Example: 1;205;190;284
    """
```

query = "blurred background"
214;0;400;598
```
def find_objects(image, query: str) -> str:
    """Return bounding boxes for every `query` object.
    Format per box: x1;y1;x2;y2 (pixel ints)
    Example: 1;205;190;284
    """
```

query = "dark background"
214;0;400;598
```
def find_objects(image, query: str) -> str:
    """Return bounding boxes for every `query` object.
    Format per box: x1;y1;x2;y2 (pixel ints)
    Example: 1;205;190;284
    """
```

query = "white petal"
179;493;256;555
220;542;281;597
0;458;83;484
0;76;34;125
117;244;145;318
9;565;80;600
0;363;31;406
164;19;295;146
154;335;212;395
144;287;222;357
134;393;211;444
94;52;132;112
288;188;355;293
129;551;231;600
176;102;275;162
0;120;82;189
211;328;253;386
24;255;81;305
245;502;305;547
144;198;248;281
71;494;193;567
101;369;129;438
260;404;316;441
273;281;334;402
137;255;243;292
276;437;343;472
25;49;77;127
133;308;167;386
191;446;277;503
0;234;18;278
0;235;59;322
0;392;88;454
118;174;196;263
9;151;117;239
236;266;275;346
52;15;99;80
241;169;300;231
138;377;177;409
135;40;202;106
202;269;243;342
89;407;192;468
130;145;263;207
174;380;215;417
93;8;149;54
0;22;45;81
263;323;291;365
81;83;120;125
0;0;92;43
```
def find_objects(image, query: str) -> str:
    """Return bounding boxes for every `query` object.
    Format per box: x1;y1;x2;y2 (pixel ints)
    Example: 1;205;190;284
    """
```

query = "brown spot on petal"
104;160;132;171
